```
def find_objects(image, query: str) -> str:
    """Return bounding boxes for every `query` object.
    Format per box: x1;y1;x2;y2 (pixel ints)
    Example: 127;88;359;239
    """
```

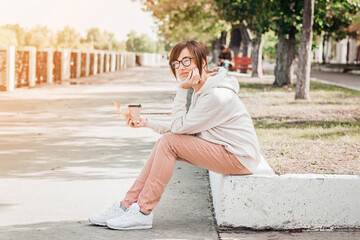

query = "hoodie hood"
196;67;239;95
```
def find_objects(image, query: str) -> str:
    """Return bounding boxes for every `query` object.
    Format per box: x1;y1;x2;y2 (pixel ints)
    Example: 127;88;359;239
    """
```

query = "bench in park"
229;56;264;74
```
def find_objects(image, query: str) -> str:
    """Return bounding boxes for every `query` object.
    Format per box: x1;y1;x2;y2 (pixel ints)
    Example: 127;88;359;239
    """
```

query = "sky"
0;0;158;41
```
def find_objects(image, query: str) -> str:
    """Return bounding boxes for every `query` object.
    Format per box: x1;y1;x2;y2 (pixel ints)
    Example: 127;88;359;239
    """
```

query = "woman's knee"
159;133;181;145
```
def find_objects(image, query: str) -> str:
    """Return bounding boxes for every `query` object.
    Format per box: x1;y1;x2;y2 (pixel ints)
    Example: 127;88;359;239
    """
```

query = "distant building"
313;21;360;64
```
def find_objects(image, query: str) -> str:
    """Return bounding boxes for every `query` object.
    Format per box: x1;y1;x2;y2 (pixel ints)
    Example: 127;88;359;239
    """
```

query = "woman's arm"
126;115;170;135
146;118;171;134
170;88;233;134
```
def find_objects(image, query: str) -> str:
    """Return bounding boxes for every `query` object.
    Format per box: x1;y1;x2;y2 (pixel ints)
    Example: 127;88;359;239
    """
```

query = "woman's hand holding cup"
126;115;147;128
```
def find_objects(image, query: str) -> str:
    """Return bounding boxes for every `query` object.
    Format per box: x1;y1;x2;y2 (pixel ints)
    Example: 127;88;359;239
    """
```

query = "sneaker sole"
88;218;107;226
107;223;152;230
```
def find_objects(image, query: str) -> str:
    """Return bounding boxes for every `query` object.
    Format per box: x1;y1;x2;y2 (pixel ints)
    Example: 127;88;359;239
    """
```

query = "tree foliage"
56;26;81;49
1;24;26;46
25;25;54;49
0;25;146;52
83;28;121;50
126;30;155;52
270;0;304;37
313;0;359;41
263;31;278;61
142;0;229;46
0;27;18;46
215;0;272;35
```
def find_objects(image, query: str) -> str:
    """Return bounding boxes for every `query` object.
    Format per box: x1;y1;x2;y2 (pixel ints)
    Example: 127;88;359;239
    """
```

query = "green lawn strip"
253;119;360;129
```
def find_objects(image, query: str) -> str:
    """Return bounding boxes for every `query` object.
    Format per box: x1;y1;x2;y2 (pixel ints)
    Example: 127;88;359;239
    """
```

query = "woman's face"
173;48;198;81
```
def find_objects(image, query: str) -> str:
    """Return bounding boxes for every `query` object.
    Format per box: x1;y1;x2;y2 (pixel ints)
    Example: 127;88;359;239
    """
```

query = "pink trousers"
120;133;252;214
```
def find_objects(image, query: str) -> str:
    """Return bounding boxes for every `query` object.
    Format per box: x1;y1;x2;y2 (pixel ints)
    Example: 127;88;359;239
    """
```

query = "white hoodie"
146;67;274;175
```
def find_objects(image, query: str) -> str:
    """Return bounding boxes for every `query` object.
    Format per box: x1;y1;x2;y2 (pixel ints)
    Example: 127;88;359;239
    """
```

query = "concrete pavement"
310;69;360;91
0;67;217;239
263;62;359;91
1;65;359;239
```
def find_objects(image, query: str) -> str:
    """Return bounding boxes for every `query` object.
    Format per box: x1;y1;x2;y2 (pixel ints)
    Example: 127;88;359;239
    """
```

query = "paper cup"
128;104;142;121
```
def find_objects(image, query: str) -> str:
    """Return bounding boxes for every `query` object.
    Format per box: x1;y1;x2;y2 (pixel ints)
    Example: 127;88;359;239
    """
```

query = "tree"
84;28;125;51
0;27;18;46
25;25;54;49
295;0;315;100
215;0;273;77
85;27;101;49
126;30;155;52
57;26;81;49
313;0;359;64
262;31;278;61
271;0;359;86
1;24;26;47
271;0;303;87
142;0;228;47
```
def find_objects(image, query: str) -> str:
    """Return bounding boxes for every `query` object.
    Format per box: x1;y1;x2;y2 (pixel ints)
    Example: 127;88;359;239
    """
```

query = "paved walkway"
310;69;360;91
0;66;359;239
0;67;217;239
244;62;359;91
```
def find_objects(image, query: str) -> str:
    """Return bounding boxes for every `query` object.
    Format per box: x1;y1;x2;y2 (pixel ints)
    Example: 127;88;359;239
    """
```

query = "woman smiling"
89;40;273;230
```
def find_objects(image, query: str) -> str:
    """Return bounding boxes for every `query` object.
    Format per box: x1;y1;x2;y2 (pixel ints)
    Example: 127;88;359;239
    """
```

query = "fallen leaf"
113;100;121;109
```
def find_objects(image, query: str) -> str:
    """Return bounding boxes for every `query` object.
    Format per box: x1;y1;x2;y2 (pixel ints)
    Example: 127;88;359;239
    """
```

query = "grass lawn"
236;76;360;175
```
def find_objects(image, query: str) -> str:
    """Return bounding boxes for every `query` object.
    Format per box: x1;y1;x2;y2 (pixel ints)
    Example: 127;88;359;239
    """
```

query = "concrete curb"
209;172;360;230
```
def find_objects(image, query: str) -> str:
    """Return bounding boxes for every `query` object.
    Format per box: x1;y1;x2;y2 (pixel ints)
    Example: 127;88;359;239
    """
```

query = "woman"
89;40;273;230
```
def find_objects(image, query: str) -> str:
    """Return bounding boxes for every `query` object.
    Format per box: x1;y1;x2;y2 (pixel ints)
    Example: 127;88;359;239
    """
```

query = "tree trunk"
346;37;350;64
239;22;252;57
229;25;241;57
239;22;252;73
322;36;326;64
251;33;264;78
295;0;314;100
273;30;296;87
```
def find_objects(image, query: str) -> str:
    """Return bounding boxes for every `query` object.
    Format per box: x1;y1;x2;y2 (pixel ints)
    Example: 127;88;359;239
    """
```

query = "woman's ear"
202;60;207;69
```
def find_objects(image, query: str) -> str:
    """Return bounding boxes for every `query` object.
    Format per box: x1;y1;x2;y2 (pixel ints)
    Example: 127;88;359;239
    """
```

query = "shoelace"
118;207;137;220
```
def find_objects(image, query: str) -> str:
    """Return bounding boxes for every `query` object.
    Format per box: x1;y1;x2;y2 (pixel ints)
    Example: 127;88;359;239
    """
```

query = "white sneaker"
88;201;126;226
106;203;153;230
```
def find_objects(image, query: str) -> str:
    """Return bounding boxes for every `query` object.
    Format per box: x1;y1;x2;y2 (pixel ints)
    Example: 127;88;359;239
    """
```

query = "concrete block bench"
209;172;360;230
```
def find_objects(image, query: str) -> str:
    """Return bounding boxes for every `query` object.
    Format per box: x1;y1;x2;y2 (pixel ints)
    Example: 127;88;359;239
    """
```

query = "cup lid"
128;104;142;107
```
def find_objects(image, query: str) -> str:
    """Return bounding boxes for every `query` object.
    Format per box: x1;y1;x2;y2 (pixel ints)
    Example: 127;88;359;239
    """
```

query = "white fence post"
85;51;90;76
93;52;98;75
105;52;110;72
6;46;15;91
24;46;36;88
60;49;71;81
46;49;53;84
76;51;81;78
120;53;124;70
110;53;116;72
99;52;104;74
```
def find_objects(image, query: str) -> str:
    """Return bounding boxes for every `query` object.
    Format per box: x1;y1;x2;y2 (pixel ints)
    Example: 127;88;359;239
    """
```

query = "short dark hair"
220;44;226;50
169;40;207;78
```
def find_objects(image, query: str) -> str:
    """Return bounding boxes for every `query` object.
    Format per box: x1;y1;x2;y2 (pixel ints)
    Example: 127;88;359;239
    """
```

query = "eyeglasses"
171;57;194;69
